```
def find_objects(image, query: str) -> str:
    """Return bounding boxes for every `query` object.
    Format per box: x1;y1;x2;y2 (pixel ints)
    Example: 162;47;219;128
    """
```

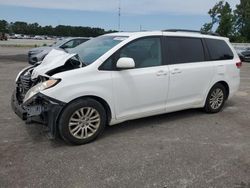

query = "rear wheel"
58;98;106;145
204;83;226;113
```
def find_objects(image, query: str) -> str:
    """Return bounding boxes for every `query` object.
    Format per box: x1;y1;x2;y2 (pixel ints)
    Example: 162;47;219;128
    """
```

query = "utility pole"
118;0;121;31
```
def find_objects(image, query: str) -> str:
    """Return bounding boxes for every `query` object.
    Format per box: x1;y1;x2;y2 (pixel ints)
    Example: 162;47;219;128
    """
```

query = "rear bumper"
11;90;66;138
228;76;240;99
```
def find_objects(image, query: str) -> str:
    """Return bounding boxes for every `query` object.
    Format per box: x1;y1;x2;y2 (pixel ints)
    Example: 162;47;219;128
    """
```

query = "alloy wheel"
68;107;101;139
209;88;224;110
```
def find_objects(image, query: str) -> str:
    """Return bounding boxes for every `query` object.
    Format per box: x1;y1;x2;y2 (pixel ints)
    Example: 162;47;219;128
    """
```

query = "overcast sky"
0;0;240;31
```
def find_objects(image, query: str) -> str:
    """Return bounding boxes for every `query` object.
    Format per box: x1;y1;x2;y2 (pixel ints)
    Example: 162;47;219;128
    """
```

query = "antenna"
118;0;121;31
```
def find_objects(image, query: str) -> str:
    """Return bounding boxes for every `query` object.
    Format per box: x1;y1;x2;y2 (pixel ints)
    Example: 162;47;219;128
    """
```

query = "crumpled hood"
31;49;76;79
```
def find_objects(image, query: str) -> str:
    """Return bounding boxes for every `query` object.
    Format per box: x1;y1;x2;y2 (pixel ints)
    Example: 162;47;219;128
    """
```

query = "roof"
106;30;228;40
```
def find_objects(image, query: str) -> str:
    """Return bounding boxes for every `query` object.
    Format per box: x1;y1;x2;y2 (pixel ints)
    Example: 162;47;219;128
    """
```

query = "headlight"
23;79;60;103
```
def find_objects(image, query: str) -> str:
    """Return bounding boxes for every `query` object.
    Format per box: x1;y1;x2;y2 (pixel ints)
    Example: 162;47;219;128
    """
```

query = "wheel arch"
84;95;112;124
58;95;112;125
209;81;230;100
216;81;230;100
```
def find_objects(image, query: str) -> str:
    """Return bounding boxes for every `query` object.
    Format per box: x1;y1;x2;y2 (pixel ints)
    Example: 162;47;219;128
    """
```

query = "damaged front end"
11;65;65;137
11;49;83;138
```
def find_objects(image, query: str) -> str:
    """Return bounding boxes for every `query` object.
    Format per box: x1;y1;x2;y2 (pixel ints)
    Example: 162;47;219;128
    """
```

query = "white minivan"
12;30;241;144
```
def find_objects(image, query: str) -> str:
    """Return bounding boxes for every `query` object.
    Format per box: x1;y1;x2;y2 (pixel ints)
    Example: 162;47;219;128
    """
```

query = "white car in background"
12;30;241;145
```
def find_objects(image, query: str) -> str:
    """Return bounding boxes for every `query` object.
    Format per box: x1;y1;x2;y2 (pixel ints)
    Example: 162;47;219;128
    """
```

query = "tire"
58;98;106;145
204;83;227;113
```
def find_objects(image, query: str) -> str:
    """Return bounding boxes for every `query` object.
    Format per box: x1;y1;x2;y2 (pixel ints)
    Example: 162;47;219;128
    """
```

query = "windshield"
68;35;128;65
52;39;68;47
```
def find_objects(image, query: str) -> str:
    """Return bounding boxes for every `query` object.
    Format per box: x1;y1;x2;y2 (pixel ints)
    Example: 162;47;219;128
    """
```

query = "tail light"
236;61;242;69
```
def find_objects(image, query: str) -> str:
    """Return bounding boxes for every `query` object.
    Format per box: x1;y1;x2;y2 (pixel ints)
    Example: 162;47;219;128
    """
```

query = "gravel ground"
0;47;29;62
0;47;250;188
0;39;54;47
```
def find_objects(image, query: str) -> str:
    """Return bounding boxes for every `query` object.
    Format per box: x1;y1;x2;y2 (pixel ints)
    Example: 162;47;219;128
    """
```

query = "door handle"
156;70;168;76
171;68;182;74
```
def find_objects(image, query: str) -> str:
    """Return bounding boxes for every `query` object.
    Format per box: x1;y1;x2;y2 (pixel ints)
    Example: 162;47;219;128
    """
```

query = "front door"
112;37;169;120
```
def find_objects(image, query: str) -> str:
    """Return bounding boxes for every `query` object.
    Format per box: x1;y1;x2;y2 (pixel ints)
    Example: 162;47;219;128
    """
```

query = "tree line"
201;0;250;42
1;0;249;41
0;20;116;37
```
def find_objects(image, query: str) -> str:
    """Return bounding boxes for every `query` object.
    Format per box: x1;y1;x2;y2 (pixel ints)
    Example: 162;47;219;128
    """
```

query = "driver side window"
99;37;162;70
119;37;162;68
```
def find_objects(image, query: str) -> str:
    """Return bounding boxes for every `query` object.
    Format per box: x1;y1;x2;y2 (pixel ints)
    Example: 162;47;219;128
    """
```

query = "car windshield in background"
68;35;128;65
52;39;68;47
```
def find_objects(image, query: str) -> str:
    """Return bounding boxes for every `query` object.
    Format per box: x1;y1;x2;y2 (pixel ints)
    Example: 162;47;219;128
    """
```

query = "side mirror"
116;57;135;69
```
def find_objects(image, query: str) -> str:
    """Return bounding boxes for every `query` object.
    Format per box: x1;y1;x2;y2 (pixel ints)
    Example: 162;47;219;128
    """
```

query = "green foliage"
216;2;234;37
234;0;250;42
1;20;116;37
202;0;250;42
201;23;213;33
201;1;234;37
0;20;8;33
11;21;28;34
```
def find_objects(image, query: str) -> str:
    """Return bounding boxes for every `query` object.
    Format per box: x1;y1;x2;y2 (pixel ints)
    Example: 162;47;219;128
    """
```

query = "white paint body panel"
112;66;169;120
166;61;215;112
31;49;76;79
34;31;240;125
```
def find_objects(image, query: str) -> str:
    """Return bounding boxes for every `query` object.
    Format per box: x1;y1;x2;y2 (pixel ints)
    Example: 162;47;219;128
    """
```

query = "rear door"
165;37;214;112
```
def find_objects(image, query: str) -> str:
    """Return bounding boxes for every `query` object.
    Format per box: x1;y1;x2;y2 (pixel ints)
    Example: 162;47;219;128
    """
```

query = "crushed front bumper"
11;90;66;138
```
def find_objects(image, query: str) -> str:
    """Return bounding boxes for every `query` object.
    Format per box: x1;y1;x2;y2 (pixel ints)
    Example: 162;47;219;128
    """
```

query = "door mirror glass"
116;57;135;69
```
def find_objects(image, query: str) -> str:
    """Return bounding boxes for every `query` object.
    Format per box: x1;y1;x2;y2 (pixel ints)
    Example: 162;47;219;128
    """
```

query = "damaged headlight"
23;79;60;103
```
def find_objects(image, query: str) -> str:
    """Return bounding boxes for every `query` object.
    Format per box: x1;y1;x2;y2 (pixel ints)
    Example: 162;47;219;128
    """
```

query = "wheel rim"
209;88;224;110
68;107;101;139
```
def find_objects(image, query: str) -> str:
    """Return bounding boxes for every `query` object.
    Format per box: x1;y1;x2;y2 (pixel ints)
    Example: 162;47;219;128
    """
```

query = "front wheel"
58;98;106;145
204;83;226;113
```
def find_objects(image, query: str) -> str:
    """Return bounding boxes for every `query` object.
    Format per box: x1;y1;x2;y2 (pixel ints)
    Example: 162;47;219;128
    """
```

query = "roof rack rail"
163;29;220;36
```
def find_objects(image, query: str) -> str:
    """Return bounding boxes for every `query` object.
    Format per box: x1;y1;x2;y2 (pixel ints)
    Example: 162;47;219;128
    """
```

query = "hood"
29;46;52;53
31;49;76;79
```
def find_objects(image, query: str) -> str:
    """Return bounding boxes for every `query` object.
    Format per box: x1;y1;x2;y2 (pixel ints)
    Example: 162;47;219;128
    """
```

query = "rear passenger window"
205;39;234;61
166;37;205;64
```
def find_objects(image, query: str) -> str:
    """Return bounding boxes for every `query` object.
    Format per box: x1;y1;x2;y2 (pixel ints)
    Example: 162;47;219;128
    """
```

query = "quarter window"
166;37;205;64
205;38;234;61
